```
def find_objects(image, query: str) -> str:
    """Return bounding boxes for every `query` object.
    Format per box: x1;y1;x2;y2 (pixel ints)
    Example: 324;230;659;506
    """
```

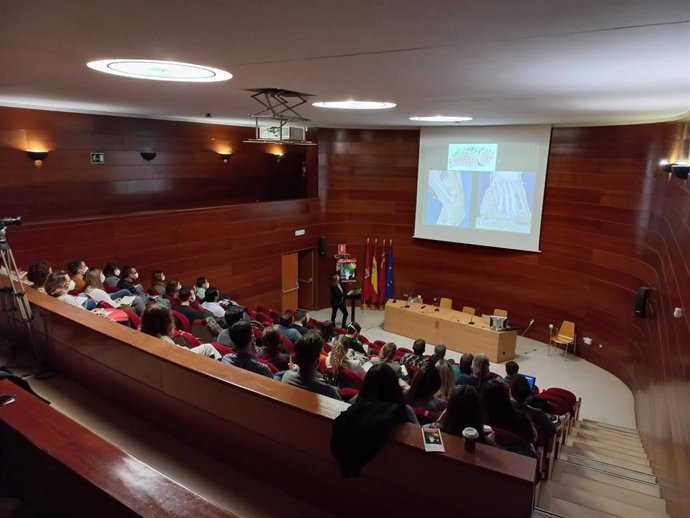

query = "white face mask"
133;272;139;280
161;275;166;281
190;294;196;302
99;273;106;283
114;269;121;277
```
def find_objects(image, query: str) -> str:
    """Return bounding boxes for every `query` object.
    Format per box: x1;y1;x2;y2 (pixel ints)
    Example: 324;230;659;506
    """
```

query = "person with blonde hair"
365;342;402;377
326;335;366;380
435;358;456;399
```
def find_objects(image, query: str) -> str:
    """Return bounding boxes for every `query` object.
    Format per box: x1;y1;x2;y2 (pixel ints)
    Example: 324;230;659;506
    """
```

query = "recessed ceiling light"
409;115;473;122
312;100;396;110
87;59;232;82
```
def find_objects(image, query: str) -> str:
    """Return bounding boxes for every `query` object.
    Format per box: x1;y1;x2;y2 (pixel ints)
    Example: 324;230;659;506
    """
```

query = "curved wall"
316;122;690;516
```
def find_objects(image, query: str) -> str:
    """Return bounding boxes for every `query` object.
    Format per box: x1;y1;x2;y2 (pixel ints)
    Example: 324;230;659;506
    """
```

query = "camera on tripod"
0;216;21;229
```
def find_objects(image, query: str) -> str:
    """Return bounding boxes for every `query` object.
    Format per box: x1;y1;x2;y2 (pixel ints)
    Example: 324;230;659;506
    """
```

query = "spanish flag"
371;239;378;300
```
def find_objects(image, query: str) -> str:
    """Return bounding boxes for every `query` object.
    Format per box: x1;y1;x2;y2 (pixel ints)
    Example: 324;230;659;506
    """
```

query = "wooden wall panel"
0;107;317;219
316;122;690;517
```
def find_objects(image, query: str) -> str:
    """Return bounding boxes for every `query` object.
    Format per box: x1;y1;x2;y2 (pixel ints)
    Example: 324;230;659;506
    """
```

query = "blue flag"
386;242;393;300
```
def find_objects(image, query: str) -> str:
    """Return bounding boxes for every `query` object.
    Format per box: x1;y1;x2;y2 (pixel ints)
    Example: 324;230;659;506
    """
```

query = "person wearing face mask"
83;268;145;316
195;276;210;300
176;286;208;325
151;271;167;296
67;259;89;291
117;266;147;297
103;262;122;289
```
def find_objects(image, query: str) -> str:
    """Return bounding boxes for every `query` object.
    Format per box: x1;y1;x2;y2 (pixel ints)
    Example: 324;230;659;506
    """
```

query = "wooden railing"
0;379;235;517
1;288;537;518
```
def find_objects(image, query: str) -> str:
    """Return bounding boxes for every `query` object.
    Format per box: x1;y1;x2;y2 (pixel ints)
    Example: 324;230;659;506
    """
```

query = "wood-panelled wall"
317;122;690;517
1;107;322;311
2;106;688;514
0;107;317;219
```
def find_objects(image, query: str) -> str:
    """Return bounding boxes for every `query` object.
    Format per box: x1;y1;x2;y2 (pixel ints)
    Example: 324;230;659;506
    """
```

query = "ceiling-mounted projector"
243;88;316;145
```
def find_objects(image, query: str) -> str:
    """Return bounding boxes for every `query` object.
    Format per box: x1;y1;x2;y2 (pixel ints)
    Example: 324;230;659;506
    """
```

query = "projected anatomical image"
426;170;471;227
475;171;535;233
448;143;498;172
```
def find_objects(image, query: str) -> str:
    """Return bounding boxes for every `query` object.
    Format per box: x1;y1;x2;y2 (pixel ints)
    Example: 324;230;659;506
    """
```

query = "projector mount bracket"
244;88;316;145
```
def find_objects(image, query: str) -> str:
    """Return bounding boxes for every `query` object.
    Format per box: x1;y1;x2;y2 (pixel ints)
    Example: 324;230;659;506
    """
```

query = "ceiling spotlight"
87;59;232;82
409;115;473;122
312;100;396;110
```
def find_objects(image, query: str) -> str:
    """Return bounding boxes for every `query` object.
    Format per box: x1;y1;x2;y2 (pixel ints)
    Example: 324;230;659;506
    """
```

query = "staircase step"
577;422;640;441
551;461;661;498
582;419;638;435
543;481;669;518
566;442;650;465
557;472;667;514
562;445;652;472
567;435;646;456
532;508;566;518
549;497;620;518
571;429;644;450
562;454;657;484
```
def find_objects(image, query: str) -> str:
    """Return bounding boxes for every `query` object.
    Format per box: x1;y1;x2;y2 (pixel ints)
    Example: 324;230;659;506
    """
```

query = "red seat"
104;284;118;294
211;342;233;356
257;358;279;374
339;387;360;401
172;330;202;348
164;294;178;308
172;310;192;332
326;367;363;390
358;333;371;345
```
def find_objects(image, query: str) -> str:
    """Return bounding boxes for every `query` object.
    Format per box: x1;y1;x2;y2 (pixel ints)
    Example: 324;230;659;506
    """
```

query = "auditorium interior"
0;2;688;517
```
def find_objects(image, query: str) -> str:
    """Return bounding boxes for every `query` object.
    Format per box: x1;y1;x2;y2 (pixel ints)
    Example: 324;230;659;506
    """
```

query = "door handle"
282;287;299;294
298;277;312;284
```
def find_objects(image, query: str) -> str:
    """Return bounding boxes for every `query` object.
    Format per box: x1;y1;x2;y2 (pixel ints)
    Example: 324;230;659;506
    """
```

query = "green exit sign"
90;153;105;164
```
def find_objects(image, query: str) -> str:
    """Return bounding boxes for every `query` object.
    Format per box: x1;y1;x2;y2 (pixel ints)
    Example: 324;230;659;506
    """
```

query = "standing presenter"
330;274;349;328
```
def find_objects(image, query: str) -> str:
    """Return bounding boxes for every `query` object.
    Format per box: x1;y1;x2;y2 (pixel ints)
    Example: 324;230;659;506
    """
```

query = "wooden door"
281;253;298;312
297;249;315;309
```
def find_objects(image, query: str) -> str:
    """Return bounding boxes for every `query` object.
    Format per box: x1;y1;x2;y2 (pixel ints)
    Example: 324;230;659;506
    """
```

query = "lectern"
345;288;362;325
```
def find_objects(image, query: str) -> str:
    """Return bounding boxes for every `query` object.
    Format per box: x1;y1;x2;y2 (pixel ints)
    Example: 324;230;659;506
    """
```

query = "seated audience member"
503;361;520;384
482;380;537;447
84;268;145;315
201;287;225;319
455;353;476;386
277;311;302;344
195;276;209;300
435;358;456;399
352;364;419;424
344;321;367;354
282;331;342;400
221;321;273;378
400;338;427;369
176;286;207;323
216;305;247;347
117;266;147;297
432;385;486;442
319;320;336;345
103;263;121;289
327;335;366;380
26;261;51;293
510;374;557;441
140;304;220;359
164;279;182;306
366;342;402;378
290;309;309;335
471;353;493;392
151;271;167;296
406;363;448;413
45;271;88;309
429;343;447;364
67;259;88;291
257;326;290;372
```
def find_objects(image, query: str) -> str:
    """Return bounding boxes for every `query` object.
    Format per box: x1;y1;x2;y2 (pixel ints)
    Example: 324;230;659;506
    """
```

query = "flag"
378;239;387;305
371;239;378;301
386;240;393;300
363;238;371;303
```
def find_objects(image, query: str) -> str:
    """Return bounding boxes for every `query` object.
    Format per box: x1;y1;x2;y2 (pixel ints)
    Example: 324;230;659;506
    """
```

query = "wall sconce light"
266;152;285;163
140;152;157;161
27;150;48;166
660;159;689;179
219;153;232;164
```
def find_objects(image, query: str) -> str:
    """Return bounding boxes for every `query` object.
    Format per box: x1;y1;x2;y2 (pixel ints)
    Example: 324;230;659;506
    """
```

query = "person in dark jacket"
330;274;348;328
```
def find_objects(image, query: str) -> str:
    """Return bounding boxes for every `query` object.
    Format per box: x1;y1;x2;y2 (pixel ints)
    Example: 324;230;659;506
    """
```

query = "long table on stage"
384;299;517;363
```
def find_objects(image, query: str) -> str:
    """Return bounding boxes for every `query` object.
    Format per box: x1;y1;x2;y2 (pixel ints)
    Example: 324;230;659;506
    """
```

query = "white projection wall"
413;125;552;252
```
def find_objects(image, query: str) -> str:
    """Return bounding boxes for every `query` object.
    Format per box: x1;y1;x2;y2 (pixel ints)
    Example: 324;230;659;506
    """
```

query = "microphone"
468;316;474;325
